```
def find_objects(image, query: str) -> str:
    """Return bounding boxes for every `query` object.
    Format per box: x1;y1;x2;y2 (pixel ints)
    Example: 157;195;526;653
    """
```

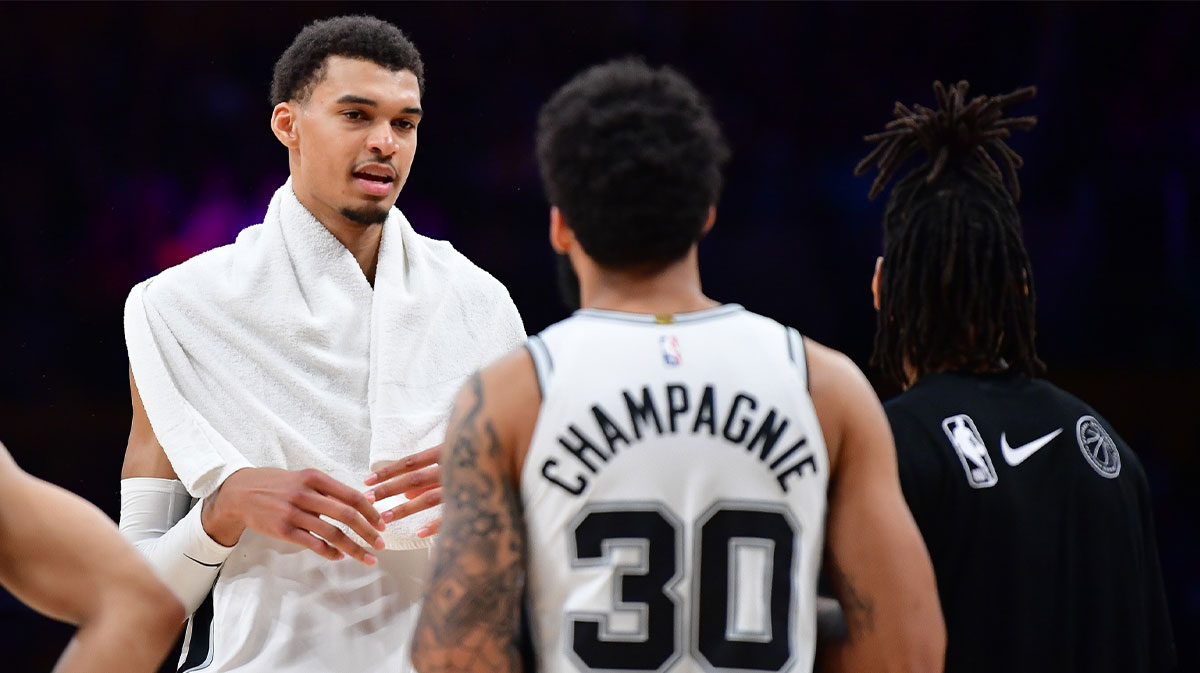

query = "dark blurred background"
0;2;1196;671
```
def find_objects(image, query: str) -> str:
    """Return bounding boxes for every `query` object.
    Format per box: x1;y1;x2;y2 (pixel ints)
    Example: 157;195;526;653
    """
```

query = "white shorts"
179;532;432;672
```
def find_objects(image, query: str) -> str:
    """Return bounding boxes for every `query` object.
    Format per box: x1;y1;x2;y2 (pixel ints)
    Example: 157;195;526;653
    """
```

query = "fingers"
417;518;440;538
366;465;440;502
382;488;443;523
403;484;438;500
293;491;385;551
284;527;344;562
292;513;378;566
302;470;386;532
364;444;442;486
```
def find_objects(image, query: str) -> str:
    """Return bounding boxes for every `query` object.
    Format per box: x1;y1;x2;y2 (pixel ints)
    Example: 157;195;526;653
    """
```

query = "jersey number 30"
569;503;797;671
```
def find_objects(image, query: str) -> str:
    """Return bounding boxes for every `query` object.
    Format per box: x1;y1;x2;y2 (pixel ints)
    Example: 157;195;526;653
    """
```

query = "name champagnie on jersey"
539;381;819;496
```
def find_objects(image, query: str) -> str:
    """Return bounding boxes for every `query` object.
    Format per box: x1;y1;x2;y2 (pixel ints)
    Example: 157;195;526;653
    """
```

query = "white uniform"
521;305;829;673
177;542;430;672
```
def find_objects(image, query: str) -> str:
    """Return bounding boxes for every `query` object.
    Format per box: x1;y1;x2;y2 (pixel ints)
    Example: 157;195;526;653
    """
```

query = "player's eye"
393;118;416;130
343;110;366;121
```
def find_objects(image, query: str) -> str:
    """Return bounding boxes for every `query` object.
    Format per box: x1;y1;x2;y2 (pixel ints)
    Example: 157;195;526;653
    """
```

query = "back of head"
535;58;730;270
270;15;425;105
856;81;1045;386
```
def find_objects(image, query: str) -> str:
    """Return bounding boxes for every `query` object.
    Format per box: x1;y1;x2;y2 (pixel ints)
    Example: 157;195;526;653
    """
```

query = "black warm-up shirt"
886;372;1175;673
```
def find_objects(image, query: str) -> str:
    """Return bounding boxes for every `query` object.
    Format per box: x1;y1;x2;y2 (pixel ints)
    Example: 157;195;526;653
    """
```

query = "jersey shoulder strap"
784;325;810;390
525;333;554;397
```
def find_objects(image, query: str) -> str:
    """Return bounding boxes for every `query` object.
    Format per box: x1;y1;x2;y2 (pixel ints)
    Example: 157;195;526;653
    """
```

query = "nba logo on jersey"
660;335;682;366
941;414;998;489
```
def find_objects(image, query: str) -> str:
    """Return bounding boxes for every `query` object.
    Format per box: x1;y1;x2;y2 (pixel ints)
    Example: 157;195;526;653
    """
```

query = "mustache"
351;158;397;173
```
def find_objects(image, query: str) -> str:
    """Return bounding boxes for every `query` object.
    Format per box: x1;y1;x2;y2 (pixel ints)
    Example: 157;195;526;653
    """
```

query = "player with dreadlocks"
853;80;1176;673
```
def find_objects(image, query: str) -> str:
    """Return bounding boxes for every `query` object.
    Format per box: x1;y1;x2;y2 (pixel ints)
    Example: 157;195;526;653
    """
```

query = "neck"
323;218;383;286
290;178;384;285
904;357;1011;389
579;247;718;315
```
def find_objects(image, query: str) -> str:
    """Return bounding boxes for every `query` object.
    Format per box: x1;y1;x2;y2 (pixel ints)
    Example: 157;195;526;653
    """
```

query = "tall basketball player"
411;59;945;673
856;81;1176;672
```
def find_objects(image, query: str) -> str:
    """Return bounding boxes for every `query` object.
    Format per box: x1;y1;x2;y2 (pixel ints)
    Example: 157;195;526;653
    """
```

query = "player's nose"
366;121;399;156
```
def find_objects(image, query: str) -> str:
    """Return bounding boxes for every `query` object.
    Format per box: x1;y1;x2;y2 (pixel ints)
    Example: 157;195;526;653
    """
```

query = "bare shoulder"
0;442;44;508
0;442;24;497
805;338;872;395
475;347;539;399
803;337;880;473
0;441;15;472
454;346;541;476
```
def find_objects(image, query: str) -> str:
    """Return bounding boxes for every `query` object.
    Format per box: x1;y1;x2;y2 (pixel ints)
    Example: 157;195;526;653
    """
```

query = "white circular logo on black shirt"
1075;415;1121;478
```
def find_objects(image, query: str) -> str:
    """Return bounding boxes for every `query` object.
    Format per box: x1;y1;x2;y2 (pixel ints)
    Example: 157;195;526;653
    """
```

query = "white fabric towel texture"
125;180;525;549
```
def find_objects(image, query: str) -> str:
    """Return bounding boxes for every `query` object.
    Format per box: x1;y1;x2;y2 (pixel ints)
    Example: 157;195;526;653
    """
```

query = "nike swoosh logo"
1000;428;1063;466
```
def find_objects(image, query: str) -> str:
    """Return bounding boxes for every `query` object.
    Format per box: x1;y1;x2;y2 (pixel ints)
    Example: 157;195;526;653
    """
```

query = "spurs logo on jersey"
521;305;829;673
1076;415;1121;478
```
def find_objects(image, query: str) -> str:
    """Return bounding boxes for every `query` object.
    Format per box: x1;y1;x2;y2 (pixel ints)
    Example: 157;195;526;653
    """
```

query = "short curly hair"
535;58;730;270
270;15;425;106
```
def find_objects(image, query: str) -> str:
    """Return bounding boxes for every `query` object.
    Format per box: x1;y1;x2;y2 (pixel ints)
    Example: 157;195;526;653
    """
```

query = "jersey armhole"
525;334;554;398
785;326;810;391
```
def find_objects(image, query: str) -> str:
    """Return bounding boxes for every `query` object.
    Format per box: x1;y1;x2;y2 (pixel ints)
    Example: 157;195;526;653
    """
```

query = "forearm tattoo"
412;374;527;673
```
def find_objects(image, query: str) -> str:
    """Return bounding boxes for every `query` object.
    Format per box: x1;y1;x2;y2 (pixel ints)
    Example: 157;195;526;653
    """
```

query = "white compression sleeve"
119;477;234;615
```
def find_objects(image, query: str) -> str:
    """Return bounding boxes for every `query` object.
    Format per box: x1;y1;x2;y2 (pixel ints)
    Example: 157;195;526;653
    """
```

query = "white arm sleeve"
119;477;234;616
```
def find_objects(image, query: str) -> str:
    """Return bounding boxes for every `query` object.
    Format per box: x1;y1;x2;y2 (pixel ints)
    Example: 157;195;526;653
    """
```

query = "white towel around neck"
124;180;525;549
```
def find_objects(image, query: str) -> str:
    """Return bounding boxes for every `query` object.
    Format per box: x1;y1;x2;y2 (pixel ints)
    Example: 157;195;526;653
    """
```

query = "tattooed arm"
805;340;945;673
412;350;541;673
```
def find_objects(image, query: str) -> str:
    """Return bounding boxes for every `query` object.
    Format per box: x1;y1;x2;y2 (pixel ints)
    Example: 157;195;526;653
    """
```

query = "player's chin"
339;201;392;226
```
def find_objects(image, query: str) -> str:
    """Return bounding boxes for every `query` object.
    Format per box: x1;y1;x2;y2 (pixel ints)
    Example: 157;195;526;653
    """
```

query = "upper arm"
0;442;181;627
122;367;178;480
412;348;540;673
807;341;944;673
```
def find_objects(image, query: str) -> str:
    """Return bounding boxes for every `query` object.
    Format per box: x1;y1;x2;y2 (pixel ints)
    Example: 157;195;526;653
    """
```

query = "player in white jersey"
412;59;945;673
117;16;523;673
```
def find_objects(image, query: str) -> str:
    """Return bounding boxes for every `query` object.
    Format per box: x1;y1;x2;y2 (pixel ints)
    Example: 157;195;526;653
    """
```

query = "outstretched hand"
202;467;387;565
363;444;443;537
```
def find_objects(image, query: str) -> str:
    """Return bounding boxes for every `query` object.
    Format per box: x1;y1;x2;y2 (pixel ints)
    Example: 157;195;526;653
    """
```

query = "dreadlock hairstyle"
855;80;1046;387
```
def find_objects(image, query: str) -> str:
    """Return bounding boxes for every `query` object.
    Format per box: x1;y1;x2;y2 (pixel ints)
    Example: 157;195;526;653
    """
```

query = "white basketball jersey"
521;305;829;673
176;540;431;672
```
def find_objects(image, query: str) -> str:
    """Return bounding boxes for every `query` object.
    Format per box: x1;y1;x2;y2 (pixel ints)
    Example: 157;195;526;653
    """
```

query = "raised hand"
363;444;443;537
202;467;387;565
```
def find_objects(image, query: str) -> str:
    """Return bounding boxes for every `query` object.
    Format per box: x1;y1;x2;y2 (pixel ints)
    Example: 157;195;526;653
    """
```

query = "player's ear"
549;207;575;254
871;256;883;311
701;206;717;236
271;102;299;148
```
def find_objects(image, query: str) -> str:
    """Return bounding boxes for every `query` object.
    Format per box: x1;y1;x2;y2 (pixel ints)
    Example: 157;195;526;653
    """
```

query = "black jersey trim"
799;335;810;392
574;303;744;325
526;334;553;398
178;581;216;672
785;327;810;391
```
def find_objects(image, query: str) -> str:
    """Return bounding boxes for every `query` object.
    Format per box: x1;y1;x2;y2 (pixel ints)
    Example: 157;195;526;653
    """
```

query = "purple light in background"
150;170;288;272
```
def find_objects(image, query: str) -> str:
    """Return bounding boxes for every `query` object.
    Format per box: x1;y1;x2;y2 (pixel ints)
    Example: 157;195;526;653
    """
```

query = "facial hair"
340;205;390;226
555;253;581;311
